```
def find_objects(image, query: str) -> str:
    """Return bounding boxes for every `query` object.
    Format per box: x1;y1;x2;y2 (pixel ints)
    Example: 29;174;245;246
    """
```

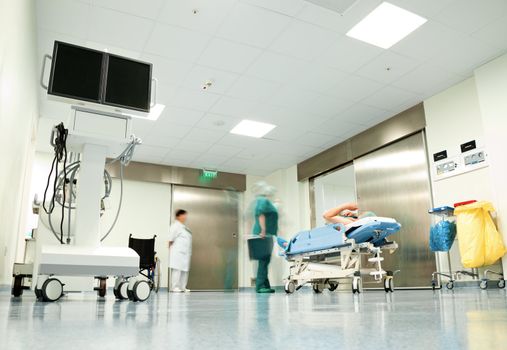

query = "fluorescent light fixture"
125;103;165;121
230;120;276;138
346;2;427;49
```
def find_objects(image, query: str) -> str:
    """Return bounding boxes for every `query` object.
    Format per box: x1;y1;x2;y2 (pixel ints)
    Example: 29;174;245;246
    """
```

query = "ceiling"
35;0;507;176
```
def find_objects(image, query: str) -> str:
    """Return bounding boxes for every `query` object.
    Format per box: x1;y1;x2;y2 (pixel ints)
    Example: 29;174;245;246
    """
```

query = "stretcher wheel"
328;282;339;292
384;277;394;293
114;281;129;300
313;283;324;294
35;287;43;299
41;278;64;302
284;281;296;294
97;278;107;297
431;280;437;291
480;280;488;290
12;275;24;297
498;279;505;289
446;281;454;290
352;277;361;294
128;279;151;302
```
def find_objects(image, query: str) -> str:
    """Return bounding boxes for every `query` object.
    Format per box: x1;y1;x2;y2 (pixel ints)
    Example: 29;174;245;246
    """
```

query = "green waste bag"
454;201;506;268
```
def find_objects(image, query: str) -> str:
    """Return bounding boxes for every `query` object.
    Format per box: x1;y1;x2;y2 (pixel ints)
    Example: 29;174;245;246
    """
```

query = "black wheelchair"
127;234;160;293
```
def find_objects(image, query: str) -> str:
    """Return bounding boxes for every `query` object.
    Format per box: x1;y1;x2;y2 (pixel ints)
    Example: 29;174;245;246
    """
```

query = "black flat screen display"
104;55;152;112
48;42;104;102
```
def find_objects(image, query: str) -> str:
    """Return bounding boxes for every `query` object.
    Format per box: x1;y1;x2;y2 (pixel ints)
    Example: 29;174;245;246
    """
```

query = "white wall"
474;54;507;272
0;0;39;285
424;77;502;275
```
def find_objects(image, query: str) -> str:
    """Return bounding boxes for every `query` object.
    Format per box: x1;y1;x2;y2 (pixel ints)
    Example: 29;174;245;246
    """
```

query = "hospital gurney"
278;217;401;294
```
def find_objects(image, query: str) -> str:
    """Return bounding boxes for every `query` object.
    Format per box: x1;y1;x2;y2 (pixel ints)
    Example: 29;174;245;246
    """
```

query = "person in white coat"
168;209;192;292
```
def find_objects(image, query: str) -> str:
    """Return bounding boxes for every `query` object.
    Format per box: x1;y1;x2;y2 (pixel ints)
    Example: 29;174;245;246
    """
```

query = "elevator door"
171;185;239;290
354;132;435;288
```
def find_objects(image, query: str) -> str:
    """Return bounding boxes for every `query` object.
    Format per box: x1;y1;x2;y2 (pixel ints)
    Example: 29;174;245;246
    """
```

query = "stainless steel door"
171;185;239;290
354;132;435;288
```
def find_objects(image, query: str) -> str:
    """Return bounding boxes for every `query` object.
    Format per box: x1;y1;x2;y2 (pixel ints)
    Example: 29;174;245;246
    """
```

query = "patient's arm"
258;214;266;238
323;202;359;225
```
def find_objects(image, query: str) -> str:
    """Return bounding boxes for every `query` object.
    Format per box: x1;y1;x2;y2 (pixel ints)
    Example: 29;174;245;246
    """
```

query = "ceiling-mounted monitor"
104;55;152;112
47;41;152;113
48;41;104;103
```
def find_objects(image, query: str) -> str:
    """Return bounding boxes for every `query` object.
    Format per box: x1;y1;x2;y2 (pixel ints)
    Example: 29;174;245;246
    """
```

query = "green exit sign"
200;169;218;181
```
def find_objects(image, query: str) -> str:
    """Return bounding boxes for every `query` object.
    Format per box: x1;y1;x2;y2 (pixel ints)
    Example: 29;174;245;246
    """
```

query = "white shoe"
171;288;183;293
184;289;191;293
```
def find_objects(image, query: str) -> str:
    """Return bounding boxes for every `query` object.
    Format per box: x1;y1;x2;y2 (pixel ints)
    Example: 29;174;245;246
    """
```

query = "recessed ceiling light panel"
346;2;427;49
230;120;276;138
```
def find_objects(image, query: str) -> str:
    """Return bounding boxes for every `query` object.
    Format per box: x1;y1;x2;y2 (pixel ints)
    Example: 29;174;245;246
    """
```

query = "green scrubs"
251;196;278;292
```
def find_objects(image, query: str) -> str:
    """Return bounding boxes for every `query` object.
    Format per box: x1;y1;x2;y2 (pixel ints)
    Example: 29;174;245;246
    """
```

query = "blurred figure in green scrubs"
248;182;278;294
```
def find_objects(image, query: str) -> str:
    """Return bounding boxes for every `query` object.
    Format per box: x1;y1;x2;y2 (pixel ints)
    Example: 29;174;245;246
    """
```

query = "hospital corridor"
1;1;507;349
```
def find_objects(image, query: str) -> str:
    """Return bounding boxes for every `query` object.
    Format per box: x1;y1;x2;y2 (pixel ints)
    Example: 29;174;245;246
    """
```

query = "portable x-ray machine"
32;107;151;302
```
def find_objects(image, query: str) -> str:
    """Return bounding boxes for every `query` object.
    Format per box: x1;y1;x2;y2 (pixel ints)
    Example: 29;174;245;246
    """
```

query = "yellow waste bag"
454;201;506;268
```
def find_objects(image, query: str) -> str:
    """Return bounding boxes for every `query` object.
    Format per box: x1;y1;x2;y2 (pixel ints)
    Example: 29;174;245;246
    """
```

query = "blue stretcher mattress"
279;217;401;256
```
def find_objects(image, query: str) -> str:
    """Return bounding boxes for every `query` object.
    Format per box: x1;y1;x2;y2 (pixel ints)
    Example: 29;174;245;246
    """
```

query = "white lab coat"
168;220;192;272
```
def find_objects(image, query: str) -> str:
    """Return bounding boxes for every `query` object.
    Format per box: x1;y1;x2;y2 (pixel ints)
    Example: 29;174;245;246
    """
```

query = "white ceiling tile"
221;157;252;170
269;20;337;61
246;51;308;83
311;117;369;139
198;38;263;73
163;149;202;162
91;0;166;19
174;139;216;153
145;123;190;142
131;118;156;138
158;0;235;33
133;144;170;159
326;75;384;102
388;0;454;18
132;154;165;164
268;86;321;109
264;127;306;142
296;0;380;33
235;148;270;160
217;133;268;148
226;76;281;101
435;0;507;34
156;107;205;127
145;23;211;62
316;36;383;73
210;96;259;117
36;0;90;38
391;62;466;95
207;144;243;157
181;65;239;94
339;104;392;126
166;88;222;112
140;54;193;88
298;132;340;148
196;113;242;131
242;0;305;16
355;51;422;84
184;128;228;143
361;86;419;112
294;66;348;93
471;14;507;49
310;95;355;118
88;6;154;51
218;3;291;48
193;153;231;168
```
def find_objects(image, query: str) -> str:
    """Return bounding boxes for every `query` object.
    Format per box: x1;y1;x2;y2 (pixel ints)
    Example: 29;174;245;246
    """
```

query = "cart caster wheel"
497;279;505;289
128;280;151;302
41;278;64;302
431;280;437;291
284;281;296;294
446;281;454;290
35;287;43;299
11;276;24;297
383;277;394;293
97;278;107;297
352;278;361;294
480;280;488;290
328;282;339;292
114;281;129;300
313;283;324;294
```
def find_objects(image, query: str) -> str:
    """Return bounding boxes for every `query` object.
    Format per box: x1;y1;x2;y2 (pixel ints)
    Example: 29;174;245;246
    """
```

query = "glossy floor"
1;288;506;349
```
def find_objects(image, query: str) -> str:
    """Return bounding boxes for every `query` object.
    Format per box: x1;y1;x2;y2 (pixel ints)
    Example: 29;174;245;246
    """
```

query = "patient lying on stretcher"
277;203;400;255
